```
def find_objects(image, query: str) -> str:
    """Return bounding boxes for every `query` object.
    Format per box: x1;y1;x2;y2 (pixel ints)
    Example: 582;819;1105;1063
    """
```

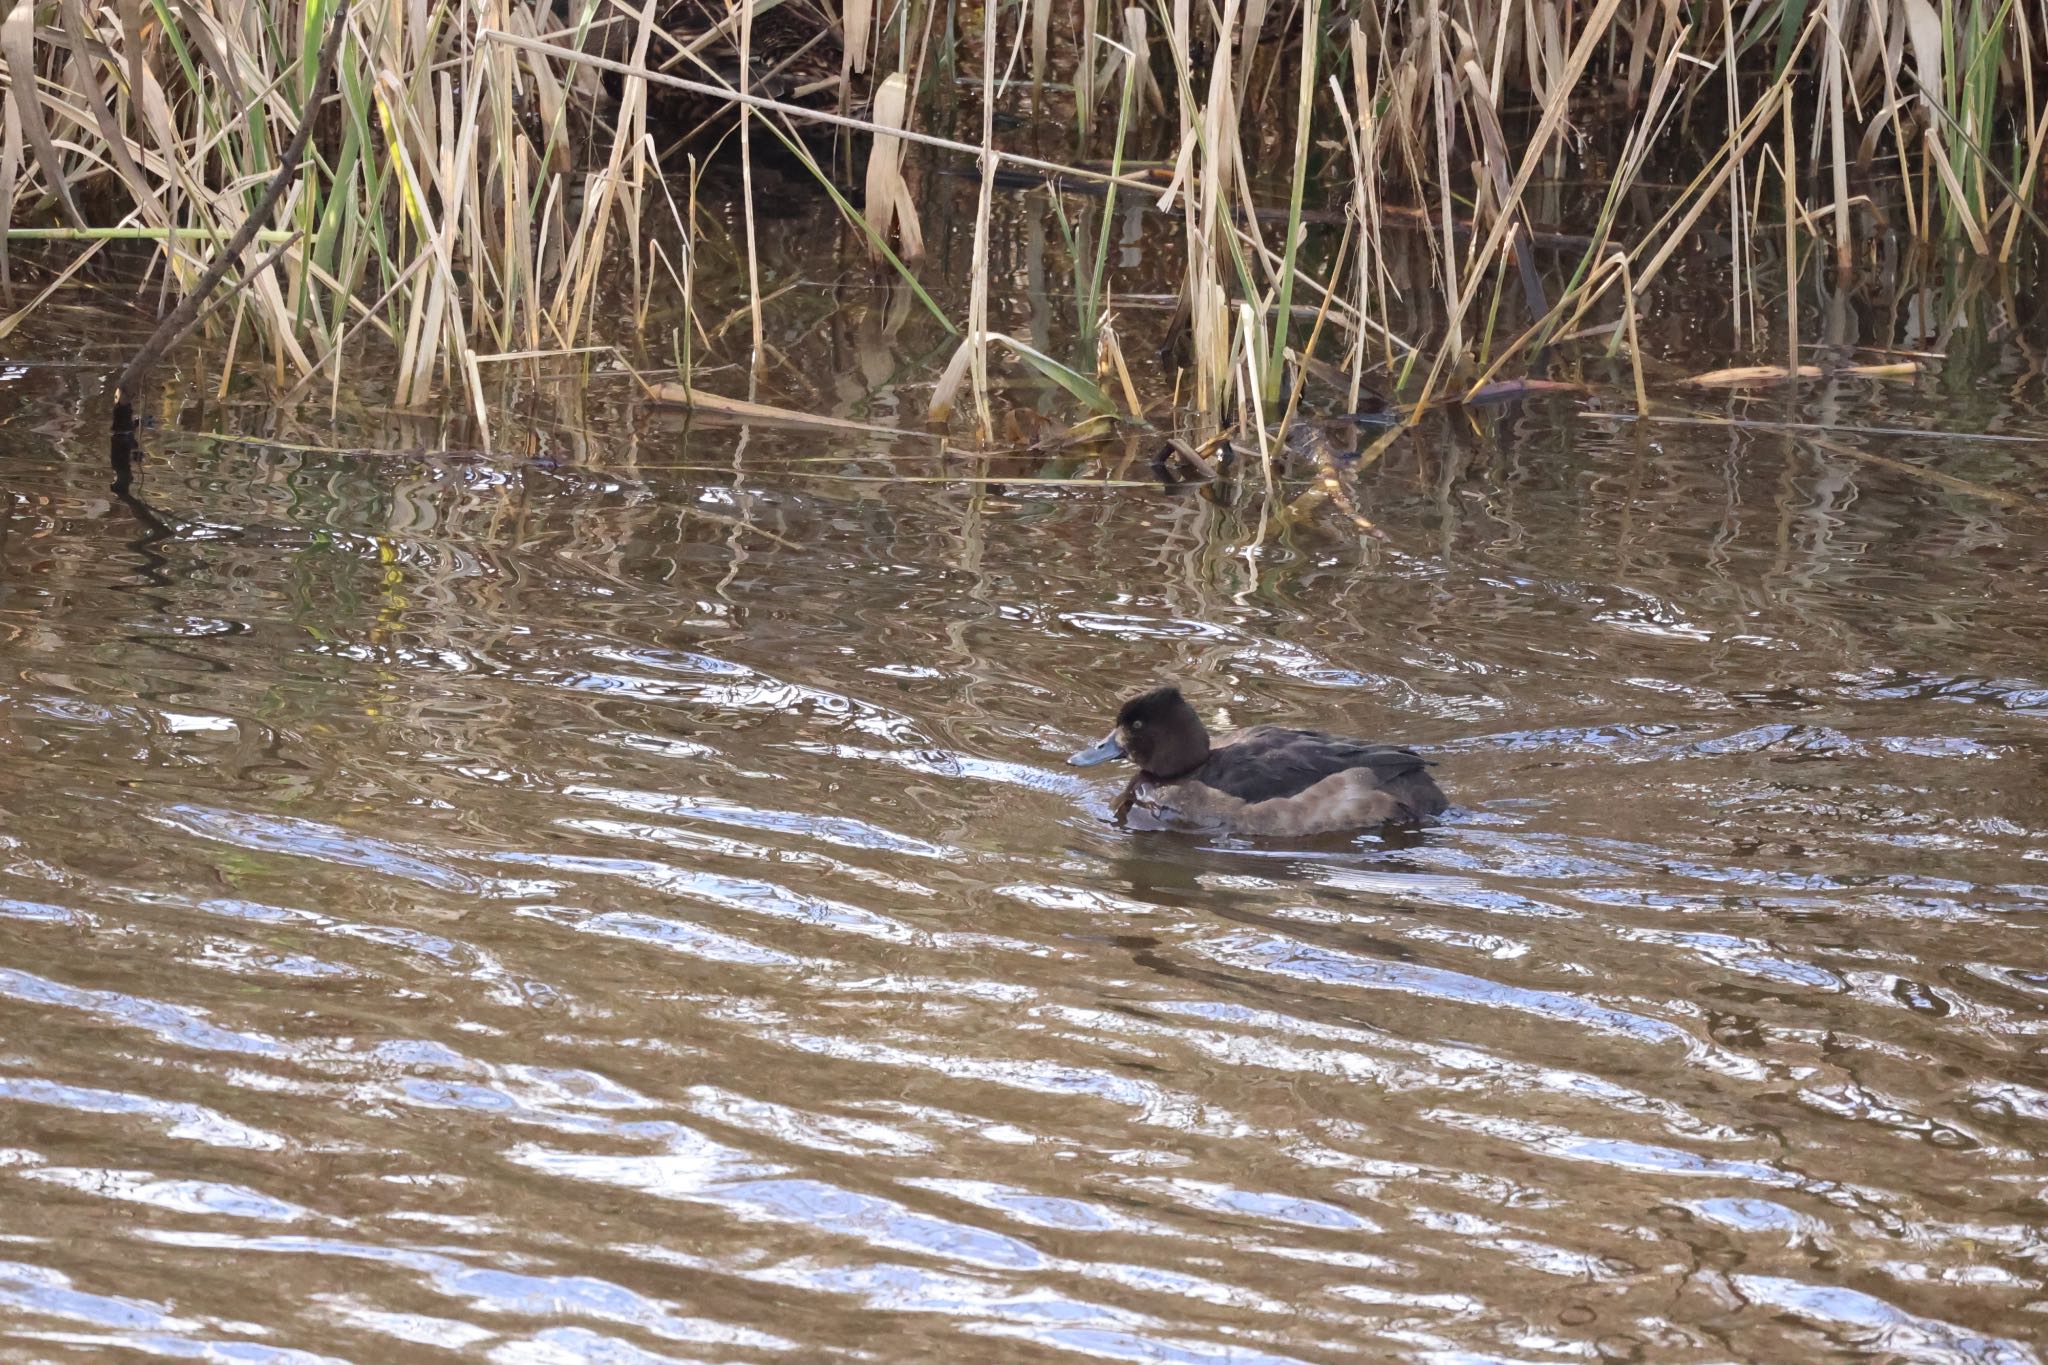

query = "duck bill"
1067;731;1125;767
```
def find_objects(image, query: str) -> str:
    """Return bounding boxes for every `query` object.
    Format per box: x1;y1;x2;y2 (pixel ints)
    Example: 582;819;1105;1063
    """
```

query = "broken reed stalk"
108;2;348;494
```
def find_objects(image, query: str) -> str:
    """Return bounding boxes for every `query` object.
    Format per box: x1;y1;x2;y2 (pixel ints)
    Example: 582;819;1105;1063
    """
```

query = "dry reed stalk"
1901;0;1989;250
2002;39;2048;261
1626;11;1823;312
1423;0;1461;392
482;29;1167;192
1721;0;1751;345
1782;97;1798;383
842;0;872;83
962;0;1000;435
1031;0;1051;89
1099;314;1144;417
1414;0;1630;410
738;0;764;375
1124;6;1163;113
1457;51;1547;325
1618;255;1647;415
1823;0;1853;273
1076;0;1098;137
862;71;923;260
10;0;2048;449
544;3;647;341
1338;23;1399;403
1459;250;1621;400
1236;0;1269;105
54;5;160;226
1273;213;1351;440
1232;299;1274;578
1260;0;1318;405
1182;0;1242;428
2;0;80;226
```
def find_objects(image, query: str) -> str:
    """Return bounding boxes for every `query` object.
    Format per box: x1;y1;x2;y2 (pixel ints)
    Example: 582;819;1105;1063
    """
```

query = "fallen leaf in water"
1461;379;1591;405
645;384;904;434
1685;365;1823;385
1683;361;1920;387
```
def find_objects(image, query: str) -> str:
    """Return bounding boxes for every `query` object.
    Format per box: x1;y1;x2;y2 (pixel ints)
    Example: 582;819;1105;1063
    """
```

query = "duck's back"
1148;725;1445;835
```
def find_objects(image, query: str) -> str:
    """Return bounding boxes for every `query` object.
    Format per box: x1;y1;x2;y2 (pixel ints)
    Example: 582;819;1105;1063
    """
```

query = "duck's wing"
1199;726;1436;804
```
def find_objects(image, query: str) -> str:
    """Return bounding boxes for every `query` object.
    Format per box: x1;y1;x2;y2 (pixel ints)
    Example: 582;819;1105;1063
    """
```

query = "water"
5;239;2048;1361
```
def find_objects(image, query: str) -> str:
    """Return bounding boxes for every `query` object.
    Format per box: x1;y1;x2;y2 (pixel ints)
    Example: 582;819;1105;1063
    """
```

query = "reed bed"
5;0;2048;456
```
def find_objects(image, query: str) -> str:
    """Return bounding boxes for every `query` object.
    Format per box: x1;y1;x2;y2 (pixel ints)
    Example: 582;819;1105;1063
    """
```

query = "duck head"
1068;686;1212;778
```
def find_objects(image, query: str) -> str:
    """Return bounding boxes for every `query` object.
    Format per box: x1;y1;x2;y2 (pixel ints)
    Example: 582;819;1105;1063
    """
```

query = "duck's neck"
1146;730;1210;779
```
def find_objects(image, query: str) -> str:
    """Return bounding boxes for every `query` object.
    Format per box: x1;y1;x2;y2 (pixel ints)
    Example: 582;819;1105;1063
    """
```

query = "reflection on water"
6;252;2048;1360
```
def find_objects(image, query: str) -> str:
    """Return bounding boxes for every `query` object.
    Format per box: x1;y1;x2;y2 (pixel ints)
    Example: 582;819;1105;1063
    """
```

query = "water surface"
4;250;2048;1363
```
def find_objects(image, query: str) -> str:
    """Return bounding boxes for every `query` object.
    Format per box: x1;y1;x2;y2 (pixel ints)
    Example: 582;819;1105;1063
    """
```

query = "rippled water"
5;322;2048;1361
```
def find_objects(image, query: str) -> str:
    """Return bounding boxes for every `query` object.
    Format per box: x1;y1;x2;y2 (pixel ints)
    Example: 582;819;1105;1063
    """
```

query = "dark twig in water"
181;230;306;338
1111;777;1139;824
107;6;347;495
113;485;175;580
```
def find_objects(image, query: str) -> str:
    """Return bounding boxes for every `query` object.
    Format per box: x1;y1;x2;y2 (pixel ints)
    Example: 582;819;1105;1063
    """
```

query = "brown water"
5;215;2048;1362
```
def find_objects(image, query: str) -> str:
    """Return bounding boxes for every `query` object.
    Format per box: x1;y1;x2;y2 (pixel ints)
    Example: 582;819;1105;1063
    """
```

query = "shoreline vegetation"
3;0;2045;481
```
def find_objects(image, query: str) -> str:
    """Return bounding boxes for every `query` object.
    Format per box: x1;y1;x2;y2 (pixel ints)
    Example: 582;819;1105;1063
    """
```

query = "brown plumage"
1069;686;1446;836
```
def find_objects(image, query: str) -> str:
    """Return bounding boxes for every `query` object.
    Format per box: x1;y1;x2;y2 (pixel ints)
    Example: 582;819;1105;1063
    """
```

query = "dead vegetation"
4;0;2046;478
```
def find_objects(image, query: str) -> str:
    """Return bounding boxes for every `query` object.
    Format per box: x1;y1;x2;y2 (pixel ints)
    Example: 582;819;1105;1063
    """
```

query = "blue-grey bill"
1068;733;1125;767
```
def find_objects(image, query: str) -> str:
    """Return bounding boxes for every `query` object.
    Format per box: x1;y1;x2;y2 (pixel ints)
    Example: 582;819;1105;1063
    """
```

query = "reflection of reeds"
6;0;2048;445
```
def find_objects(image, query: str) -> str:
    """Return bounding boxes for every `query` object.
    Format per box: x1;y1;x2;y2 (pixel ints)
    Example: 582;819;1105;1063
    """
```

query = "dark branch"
112;3;350;421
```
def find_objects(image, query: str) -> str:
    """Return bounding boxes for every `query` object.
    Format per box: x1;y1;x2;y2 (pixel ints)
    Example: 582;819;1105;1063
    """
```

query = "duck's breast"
1235;768;1420;835
1140;769;1411;836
